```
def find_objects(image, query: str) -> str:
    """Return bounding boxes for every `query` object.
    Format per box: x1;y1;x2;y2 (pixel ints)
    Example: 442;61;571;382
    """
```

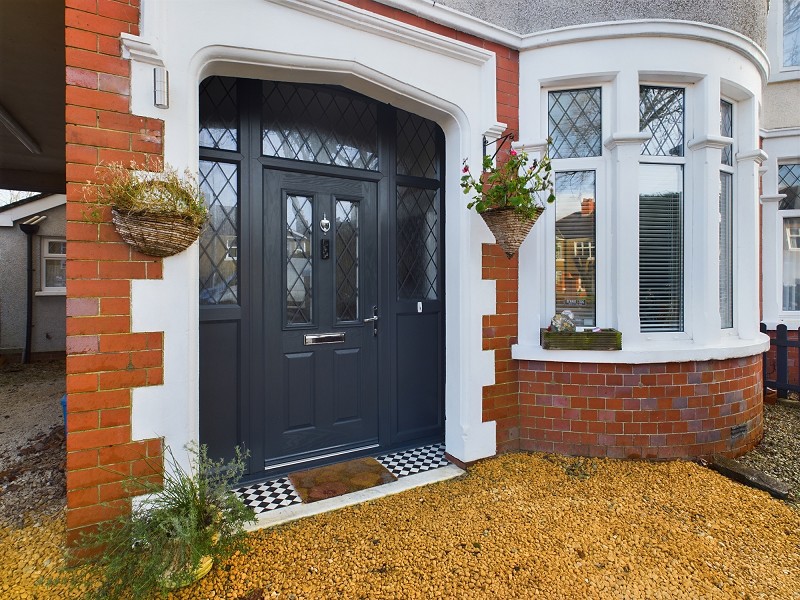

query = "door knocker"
320;213;331;234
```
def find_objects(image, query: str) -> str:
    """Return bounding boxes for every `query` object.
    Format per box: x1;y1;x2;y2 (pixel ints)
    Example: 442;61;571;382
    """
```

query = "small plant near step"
55;443;255;600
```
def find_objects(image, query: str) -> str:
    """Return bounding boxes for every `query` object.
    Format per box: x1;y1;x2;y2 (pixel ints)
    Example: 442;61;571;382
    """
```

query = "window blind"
639;164;684;332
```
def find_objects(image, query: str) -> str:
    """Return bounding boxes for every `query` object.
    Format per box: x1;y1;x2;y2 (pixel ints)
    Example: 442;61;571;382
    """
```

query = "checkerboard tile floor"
233;443;449;514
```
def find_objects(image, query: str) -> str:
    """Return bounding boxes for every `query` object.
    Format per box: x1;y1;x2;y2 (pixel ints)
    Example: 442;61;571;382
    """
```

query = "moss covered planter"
540;328;622;351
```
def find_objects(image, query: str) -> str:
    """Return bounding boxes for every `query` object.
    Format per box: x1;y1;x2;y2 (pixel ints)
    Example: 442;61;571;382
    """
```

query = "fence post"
761;322;768;394
776;324;789;399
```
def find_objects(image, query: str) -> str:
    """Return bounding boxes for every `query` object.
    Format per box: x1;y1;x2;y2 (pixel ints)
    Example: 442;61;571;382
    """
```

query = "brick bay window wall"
509;32;768;460
65;0;164;541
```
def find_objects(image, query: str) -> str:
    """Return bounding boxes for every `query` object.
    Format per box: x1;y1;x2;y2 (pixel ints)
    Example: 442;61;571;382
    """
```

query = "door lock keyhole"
320;238;330;260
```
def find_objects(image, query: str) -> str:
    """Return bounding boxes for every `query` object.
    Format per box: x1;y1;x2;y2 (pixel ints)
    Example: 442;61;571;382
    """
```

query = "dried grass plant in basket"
97;162;208;257
461;145;555;258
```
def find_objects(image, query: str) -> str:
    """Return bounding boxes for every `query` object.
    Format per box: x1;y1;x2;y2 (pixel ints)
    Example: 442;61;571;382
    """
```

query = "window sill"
35;290;66;297
512;334;770;364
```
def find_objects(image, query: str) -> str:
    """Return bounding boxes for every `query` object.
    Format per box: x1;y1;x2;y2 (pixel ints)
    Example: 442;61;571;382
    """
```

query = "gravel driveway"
0;364;798;599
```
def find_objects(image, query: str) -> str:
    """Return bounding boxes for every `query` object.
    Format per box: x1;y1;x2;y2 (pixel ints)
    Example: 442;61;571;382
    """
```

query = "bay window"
638;86;685;333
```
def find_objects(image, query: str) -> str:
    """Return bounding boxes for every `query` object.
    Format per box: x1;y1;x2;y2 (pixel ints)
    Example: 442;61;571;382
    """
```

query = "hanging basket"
112;208;203;257
479;206;543;258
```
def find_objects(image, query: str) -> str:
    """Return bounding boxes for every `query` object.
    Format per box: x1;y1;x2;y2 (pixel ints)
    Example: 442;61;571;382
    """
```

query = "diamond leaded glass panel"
336;199;359;322
396;109;438;178
397;187;439;300
721;100;733;167
779;164;800;210
548;88;602;159
199;77;238;151
262;82;378;170
640;86;685;157
199;161;239;305
287;195;313;324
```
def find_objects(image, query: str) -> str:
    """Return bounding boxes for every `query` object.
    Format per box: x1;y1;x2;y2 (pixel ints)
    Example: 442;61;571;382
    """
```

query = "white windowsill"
512;334;770;364
35;290;66;297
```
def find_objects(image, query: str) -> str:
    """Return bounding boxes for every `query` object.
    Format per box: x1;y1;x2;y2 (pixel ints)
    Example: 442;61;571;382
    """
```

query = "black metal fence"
761;322;800;398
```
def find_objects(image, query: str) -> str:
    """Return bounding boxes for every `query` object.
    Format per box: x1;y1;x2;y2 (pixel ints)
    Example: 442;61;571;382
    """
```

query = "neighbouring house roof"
0;193;66;227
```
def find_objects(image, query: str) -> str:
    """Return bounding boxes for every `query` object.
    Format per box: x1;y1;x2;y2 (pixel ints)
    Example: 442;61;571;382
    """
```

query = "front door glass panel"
286;194;313;325
335;199;359;322
199;160;239;305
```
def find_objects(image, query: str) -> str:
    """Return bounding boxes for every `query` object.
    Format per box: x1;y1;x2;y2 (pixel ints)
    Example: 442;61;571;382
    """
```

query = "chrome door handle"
364;306;379;336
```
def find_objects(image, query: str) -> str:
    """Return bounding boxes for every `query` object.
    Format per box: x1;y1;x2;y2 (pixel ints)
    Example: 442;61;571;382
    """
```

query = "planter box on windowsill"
540;328;622;351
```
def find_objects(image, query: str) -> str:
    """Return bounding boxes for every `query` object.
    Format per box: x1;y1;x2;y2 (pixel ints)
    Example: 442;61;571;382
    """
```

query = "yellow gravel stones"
2;453;799;599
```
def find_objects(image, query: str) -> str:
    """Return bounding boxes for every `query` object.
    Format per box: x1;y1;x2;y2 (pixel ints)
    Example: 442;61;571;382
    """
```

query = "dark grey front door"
262;170;379;469
198;77;445;480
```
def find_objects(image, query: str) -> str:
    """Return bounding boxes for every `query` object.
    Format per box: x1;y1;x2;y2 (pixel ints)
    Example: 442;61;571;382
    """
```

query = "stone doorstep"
244;464;465;532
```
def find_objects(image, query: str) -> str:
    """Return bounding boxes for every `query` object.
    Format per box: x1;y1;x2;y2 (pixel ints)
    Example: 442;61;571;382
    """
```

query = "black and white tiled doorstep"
233;443;450;514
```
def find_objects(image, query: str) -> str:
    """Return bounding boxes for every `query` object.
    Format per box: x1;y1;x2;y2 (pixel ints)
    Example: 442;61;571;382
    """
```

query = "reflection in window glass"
785;0;800;67
639;164;684;332
548;88;602;159
640;86;685;157
720;100;733;167
555;171;596;327
784;217;800;310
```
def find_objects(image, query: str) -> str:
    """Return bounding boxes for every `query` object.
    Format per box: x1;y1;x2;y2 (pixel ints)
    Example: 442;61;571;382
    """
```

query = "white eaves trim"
271;0;494;65
0;194;66;227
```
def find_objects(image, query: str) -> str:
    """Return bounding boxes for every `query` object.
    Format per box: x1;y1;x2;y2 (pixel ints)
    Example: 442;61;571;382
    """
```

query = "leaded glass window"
720;100;733;167
779;164;800;210
555;171;596;327
199;161;239;305
397;187;439;300
639;164;684;332
199;77;238;151
548;88;602;159
286;195;314;324
336;199;359;322
640;86;685;157
396;109;438;178
262;82;379;170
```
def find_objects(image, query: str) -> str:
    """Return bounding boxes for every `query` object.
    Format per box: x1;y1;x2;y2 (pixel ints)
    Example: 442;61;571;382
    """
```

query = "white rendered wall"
126;0;502;467
513;23;770;364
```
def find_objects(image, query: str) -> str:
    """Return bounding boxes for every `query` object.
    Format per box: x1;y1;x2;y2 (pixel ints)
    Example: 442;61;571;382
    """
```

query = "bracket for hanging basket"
480;206;543;258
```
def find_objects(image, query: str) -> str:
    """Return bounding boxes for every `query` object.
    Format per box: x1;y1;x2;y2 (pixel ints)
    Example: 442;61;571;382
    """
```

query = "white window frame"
39;237;66;295
637;82;693;341
542;83;609;332
767;0;800;82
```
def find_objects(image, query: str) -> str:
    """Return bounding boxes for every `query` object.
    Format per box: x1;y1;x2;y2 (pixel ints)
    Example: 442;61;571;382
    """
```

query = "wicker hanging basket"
112;208;203;257
480;206;543;258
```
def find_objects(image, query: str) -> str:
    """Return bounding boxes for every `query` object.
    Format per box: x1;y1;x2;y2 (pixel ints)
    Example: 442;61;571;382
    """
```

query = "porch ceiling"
0;0;65;193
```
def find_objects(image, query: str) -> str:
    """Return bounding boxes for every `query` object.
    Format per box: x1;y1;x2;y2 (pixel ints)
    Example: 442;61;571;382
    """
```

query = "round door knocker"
320;213;331;234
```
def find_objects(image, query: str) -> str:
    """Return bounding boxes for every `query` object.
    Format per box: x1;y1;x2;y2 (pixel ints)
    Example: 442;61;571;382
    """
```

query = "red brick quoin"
65;0;164;542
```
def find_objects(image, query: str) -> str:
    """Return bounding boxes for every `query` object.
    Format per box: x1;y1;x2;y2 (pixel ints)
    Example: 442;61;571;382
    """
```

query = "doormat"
289;457;397;504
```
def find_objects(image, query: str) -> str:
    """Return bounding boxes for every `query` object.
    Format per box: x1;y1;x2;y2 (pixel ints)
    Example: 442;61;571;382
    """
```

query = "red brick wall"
517;356;763;459
65;0;164;542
